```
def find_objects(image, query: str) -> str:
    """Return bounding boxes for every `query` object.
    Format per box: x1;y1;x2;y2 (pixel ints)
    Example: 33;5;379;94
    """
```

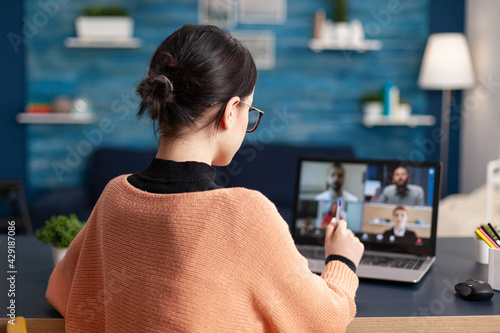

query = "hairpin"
160;75;174;91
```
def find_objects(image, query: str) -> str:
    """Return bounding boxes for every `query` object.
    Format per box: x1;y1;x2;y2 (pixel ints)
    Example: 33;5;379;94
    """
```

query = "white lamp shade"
418;33;475;90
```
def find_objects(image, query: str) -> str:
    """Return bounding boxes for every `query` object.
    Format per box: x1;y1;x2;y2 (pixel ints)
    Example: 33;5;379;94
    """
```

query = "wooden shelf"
16;113;97;124
64;37;142;48
363;115;436;128
309;39;383;52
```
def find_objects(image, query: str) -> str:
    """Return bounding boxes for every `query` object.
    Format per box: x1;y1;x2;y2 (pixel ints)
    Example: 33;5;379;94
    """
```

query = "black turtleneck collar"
127;158;222;194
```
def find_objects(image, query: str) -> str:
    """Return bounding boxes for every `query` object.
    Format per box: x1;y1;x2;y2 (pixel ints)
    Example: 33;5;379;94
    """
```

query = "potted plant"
361;93;383;121
34;214;85;266
331;0;348;23
330;0;350;45
75;4;134;40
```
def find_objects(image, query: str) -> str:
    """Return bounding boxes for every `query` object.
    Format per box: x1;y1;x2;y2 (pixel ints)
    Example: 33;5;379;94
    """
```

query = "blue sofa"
31;144;353;230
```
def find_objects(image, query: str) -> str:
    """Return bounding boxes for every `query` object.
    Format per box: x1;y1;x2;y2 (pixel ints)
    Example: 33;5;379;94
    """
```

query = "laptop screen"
292;157;441;257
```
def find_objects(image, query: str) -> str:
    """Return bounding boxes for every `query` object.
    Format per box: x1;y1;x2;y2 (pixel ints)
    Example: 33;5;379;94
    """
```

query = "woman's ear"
219;96;241;131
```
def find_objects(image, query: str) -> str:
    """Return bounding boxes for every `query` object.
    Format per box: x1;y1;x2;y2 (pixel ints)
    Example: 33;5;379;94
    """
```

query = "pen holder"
488;248;500;291
476;239;490;264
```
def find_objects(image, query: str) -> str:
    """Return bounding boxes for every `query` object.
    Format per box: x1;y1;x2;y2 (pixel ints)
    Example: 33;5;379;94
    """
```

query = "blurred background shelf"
309;39;383;52
16;113;97;124
363;115;436;127
64;37;142;48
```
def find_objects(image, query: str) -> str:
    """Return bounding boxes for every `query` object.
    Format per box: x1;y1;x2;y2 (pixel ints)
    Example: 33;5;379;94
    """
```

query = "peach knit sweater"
46;175;359;332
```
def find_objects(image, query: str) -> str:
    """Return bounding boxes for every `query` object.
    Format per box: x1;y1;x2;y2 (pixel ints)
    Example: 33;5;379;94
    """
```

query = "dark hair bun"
136;74;175;121
136;24;257;137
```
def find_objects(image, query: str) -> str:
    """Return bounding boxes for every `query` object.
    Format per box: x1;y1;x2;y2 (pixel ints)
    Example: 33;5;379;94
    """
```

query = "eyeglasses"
239;101;264;132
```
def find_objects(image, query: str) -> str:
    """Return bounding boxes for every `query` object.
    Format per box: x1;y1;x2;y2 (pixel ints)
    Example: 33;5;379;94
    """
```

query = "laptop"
292;157;441;284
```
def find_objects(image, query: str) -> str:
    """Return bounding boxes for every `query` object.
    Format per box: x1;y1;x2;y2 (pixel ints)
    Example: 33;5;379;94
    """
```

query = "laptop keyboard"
360;255;425;270
298;248;425;270
298;248;325;259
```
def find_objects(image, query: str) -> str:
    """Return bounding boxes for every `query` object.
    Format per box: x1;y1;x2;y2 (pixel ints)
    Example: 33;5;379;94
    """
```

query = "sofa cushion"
87;148;156;204
31;145;353;231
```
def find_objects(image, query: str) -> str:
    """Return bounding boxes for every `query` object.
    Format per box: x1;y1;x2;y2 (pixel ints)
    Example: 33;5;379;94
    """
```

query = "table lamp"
418;33;476;196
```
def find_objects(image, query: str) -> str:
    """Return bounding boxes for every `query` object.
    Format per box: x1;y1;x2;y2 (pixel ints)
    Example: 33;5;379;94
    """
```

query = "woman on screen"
383;205;417;243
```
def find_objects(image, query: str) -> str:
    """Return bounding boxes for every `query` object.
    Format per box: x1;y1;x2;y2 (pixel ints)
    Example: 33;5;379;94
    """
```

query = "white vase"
334;22;351;46
75;16;134;40
398;103;412;122
51;246;68;266
363;102;383;121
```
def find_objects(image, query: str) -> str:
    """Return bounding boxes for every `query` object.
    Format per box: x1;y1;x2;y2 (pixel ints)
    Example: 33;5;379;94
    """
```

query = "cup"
363;102;383;122
350;20;364;47
476;239;490;264
334;22;351;46
488;248;500;291
398;103;412;122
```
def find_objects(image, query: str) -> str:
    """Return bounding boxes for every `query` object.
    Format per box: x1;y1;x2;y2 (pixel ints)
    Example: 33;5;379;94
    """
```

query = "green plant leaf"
81;4;129;16
34;214;85;248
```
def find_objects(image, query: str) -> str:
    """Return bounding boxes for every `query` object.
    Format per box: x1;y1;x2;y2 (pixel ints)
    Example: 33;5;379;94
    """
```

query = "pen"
476;228;499;249
335;198;342;224
481;225;500;247
480;227;500;249
487;223;500;245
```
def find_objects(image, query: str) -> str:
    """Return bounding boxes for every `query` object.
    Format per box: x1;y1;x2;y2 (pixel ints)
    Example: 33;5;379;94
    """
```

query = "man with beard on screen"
316;163;358;223
377;166;425;205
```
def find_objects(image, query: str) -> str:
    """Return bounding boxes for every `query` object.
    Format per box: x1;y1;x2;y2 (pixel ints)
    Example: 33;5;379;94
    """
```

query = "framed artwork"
238;0;286;24
198;0;237;28
231;31;276;70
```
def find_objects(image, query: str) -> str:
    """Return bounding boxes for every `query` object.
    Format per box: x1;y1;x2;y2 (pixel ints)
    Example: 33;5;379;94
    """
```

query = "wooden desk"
1;236;499;332
1;315;500;333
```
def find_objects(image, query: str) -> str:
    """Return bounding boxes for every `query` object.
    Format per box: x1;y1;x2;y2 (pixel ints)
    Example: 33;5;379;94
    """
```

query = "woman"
46;25;364;332
321;202;346;228
383;205;417;243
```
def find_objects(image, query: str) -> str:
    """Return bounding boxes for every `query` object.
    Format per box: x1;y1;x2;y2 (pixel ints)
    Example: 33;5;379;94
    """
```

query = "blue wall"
25;0;433;192
1;2;26;182
428;0;465;196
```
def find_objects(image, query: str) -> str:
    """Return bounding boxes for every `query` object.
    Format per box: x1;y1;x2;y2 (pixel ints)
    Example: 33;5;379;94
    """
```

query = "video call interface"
294;160;437;251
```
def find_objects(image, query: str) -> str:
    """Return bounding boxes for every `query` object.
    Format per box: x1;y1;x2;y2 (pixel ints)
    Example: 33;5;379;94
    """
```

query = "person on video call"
45;25;364;332
316;163;358;217
383;206;417;243
377;166;425;205
321;202;347;228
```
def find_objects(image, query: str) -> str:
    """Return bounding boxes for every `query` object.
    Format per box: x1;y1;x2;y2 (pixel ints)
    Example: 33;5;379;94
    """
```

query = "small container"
398;102;412;122
51;246;68;266
363;101;383;121
476;239;490;264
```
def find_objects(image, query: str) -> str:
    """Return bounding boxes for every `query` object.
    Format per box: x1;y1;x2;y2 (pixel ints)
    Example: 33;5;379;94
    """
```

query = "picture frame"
198;0;237;28
231;31;276;70
238;0;286;24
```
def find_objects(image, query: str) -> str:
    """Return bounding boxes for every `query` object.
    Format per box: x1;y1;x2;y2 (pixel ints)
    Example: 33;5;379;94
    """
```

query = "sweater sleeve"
241;190;359;333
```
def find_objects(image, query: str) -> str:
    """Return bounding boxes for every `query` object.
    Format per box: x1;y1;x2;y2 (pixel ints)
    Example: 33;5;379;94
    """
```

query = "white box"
488;248;500;291
76;16;134;40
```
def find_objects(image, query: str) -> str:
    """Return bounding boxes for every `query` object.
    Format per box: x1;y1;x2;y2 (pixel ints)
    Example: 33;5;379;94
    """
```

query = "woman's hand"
324;219;364;267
